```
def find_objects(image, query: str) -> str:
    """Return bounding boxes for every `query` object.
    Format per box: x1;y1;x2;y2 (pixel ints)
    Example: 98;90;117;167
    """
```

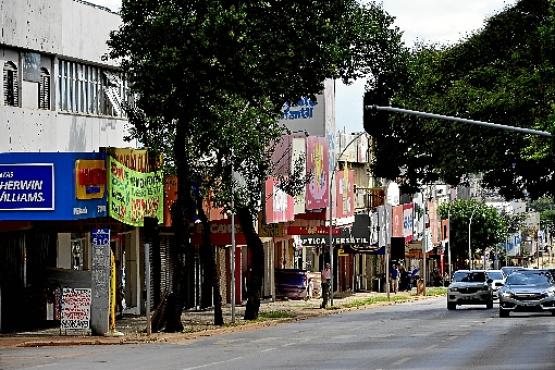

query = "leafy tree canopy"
110;0;405;213
365;0;555;199
109;0;406;323
438;200;506;263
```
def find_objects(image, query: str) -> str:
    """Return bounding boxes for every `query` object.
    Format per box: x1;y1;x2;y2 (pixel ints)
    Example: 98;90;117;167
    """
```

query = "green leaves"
110;0;402;215
366;0;555;199
439;200;506;261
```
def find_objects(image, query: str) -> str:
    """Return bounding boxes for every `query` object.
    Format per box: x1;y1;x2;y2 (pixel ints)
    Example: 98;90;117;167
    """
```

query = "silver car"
447;270;494;310
498;270;555;317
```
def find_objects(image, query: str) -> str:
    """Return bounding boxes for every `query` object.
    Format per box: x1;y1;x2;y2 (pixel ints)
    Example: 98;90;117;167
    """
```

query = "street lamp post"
230;149;236;324
328;132;365;306
468;207;478;270
447;204;452;281
422;192;428;296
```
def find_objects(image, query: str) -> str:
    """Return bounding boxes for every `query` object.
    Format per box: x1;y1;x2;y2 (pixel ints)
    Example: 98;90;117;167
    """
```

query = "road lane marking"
261;348;275;352
182;356;244;370
392;357;411;367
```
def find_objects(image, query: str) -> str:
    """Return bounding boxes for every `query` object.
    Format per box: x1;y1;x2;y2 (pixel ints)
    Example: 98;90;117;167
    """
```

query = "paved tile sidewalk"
0;290;432;348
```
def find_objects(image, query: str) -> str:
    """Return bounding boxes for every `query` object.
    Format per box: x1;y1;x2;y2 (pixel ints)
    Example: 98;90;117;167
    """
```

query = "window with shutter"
39;68;50;110
3;62;18;107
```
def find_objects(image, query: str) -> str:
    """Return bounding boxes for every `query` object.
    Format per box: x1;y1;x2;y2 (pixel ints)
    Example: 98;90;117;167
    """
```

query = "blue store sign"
0;163;54;210
0;152;107;220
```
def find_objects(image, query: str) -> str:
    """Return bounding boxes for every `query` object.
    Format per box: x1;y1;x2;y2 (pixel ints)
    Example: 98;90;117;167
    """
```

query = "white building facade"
0;0;143;333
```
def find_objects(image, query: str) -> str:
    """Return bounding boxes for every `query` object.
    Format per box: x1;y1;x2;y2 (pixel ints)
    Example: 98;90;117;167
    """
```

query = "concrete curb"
1;294;443;348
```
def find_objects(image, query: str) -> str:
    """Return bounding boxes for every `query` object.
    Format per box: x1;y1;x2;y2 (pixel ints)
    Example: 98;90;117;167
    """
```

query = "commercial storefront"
0;152;110;332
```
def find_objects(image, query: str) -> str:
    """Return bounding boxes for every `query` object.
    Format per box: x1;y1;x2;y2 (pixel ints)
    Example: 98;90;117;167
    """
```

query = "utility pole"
368;106;553;137
468;208;478;270
422;193;428;295
447;204;452;280
328;132;366;306
230;149;236;324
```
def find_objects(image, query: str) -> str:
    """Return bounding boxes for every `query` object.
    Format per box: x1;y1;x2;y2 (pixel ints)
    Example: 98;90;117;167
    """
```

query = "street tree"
365;0;555;199
109;0;405;328
438;200;506;268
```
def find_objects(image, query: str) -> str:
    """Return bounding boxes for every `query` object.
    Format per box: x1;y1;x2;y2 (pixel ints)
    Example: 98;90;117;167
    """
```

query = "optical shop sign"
0;164;54;210
108;156;163;226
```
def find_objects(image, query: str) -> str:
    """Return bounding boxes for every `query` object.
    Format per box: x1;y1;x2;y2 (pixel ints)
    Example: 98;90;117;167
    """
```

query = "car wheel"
447;302;456;310
499;309;509;318
486;300;494;309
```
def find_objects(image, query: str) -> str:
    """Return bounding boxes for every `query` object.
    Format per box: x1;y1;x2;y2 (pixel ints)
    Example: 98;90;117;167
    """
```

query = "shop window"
3;61;19;107
38;67;50;110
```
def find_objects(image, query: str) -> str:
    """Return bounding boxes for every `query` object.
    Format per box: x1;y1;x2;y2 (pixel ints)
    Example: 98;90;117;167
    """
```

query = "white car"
486;270;506;299
447;270;494;310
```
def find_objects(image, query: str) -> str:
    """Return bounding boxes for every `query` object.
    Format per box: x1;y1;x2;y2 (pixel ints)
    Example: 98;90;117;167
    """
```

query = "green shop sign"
107;156;163;226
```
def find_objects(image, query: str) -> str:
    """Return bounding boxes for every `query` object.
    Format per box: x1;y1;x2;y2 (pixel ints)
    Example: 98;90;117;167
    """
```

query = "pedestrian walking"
320;263;331;308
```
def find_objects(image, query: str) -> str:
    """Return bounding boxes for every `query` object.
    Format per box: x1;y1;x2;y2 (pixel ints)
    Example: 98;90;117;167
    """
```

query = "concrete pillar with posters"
90;229;111;336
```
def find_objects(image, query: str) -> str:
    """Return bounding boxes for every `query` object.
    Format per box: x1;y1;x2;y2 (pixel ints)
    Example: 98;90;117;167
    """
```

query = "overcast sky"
90;0;519;132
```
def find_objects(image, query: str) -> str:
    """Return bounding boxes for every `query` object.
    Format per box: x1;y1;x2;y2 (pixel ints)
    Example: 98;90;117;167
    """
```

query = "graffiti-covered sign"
108;156;163;226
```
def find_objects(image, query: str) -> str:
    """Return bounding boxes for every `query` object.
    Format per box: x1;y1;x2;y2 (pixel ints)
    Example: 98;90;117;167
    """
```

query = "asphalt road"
2;297;555;370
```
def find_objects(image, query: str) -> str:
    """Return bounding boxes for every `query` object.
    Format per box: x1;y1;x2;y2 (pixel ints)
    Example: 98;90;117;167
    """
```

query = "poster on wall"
392;205;404;238
264;177;294;224
403;203;414;243
292;137;306;214
335;169;354;220
305;136;329;210
108;156;163;226
60;288;91;335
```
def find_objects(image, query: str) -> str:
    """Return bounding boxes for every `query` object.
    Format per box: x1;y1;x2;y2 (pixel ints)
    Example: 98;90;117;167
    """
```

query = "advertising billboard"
0;152;107;220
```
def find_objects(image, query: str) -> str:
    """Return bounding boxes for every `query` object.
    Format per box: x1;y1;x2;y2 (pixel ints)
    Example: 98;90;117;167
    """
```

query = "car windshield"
487;271;504;280
453;271;486;283
505;272;552;286
501;267;523;275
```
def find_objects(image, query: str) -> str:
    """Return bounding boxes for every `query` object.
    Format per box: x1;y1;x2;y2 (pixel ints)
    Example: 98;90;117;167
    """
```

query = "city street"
2;297;555;370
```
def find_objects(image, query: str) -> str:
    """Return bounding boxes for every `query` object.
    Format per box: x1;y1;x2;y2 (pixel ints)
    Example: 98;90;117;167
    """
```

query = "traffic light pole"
367;105;553;137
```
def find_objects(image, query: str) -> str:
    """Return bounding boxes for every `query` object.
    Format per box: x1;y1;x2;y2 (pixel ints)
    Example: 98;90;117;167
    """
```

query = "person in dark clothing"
399;266;411;291
320;263;331;308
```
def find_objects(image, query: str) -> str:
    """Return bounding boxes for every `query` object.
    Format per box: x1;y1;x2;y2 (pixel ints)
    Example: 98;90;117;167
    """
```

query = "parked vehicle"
498;269;555;317
486;270;506;299
447;270;494;310
275;269;309;300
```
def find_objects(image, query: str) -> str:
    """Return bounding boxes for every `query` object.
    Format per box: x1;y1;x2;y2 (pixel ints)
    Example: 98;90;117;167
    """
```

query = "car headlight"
500;291;514;298
545;290;555;297
449;287;458;292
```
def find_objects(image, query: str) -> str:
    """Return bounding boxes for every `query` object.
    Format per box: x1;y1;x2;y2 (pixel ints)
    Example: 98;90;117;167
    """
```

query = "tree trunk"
163;121;194;332
238;206;264;320
198;199;223;325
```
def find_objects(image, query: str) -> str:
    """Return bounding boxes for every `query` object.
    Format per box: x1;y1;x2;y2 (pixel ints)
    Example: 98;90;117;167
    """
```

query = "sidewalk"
0;290;441;348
